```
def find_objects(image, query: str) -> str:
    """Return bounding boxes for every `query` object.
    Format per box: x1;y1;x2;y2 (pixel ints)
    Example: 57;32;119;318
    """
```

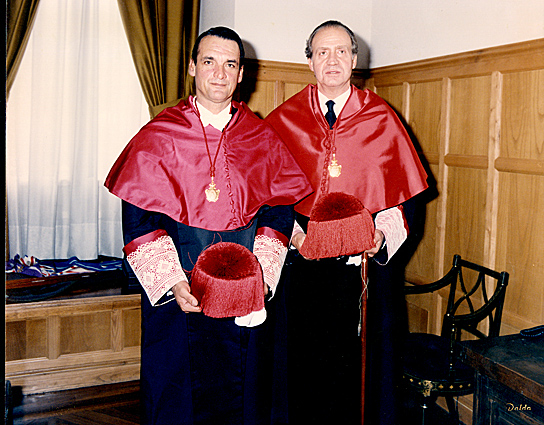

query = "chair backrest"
437;255;509;381
403;255;509;385
441;255;509;342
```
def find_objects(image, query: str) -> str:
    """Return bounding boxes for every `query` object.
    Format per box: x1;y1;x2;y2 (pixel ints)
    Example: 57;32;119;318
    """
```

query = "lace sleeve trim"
374;206;408;264
253;234;288;298
126;234;187;305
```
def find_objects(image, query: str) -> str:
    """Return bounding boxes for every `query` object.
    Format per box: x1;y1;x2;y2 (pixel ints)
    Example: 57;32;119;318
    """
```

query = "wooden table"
461;334;544;425
5;270;142;395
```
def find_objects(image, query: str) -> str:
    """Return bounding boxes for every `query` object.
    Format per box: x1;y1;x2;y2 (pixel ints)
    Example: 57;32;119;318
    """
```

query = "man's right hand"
291;232;306;251
292;232;314;260
171;280;202;313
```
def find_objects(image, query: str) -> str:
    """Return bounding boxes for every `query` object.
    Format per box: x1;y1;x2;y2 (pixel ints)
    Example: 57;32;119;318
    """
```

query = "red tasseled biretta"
298;192;375;259
191;242;264;318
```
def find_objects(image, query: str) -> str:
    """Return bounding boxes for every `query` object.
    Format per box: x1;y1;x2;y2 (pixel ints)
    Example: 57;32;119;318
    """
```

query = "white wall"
200;0;544;68
200;0;373;68
370;0;544;67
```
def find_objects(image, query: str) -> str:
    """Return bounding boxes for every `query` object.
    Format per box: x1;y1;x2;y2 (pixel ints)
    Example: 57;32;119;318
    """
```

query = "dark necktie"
325;100;336;129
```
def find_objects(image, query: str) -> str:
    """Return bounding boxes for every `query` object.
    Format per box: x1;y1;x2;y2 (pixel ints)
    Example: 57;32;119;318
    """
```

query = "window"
6;0;149;260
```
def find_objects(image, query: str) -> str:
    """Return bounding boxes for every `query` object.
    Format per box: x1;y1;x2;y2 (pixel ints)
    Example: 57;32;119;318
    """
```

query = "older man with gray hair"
266;20;429;425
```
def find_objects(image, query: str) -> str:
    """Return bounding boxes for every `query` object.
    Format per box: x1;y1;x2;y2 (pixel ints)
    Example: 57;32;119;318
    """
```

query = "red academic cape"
105;97;312;231
265;85;428;216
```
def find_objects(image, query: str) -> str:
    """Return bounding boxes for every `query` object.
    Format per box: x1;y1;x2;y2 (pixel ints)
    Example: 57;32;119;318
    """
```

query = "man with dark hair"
105;26;311;425
266;20;429;425
191;26;246;66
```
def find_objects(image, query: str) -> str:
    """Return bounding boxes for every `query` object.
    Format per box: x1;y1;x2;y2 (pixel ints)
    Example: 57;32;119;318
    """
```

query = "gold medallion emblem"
328;156;342;177
205;180;220;202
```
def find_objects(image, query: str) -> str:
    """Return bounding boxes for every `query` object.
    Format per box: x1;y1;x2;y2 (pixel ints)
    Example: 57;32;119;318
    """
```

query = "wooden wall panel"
496;173;544;328
124;308;142;348
6;322;26;361
408;81;443;157
405;162;440;283
408;81;444;280
449;76;492;157
5;294;141;394
285;82;309;102
405;299;429;333
26;319;48;359
444;167;488;266
406;286;452;335
370;39;544;349
492;67;544;334
239;60;316;118
5;319;47;362
370;43;543;421
501;69;544;162
60;312;112;355
375;84;404;115
244;80;277;119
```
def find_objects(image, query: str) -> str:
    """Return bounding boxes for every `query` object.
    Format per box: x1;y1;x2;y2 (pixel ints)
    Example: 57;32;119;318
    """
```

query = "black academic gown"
123;202;294;425
106;98;312;425
272;199;417;425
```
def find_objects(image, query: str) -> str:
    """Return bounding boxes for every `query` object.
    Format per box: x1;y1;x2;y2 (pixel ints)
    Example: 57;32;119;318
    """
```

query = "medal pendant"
328;157;342;177
205;181;220;202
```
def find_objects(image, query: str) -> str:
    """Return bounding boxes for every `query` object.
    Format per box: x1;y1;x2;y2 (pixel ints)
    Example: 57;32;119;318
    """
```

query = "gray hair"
305;20;358;59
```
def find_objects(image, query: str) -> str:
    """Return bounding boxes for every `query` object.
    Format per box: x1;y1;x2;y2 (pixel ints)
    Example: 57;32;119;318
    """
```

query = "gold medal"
328;154;342;177
205;178;220;202
198;106;228;203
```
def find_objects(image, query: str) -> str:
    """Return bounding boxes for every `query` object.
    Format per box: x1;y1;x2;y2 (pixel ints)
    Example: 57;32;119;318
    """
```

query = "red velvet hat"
298;192;375;259
191;242;264;318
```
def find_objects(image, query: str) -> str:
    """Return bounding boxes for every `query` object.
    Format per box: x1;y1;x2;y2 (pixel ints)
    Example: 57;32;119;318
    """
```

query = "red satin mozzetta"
105;97;312;231
266;85;428;216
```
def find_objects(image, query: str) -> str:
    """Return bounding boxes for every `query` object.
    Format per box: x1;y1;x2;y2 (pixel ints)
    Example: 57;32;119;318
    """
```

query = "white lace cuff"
374;206;408;264
253;233;288;298
124;230;188;306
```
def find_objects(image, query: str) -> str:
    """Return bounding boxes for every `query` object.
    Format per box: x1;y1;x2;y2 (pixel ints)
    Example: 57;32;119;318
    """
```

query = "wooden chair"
402;254;509;424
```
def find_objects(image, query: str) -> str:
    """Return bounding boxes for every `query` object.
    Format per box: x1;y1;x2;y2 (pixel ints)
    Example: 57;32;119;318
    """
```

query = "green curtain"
6;0;41;101
117;0;200;118
6;0;41;260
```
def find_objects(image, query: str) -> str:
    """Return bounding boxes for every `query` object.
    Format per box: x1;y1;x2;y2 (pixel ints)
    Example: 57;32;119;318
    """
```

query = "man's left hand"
365;229;384;258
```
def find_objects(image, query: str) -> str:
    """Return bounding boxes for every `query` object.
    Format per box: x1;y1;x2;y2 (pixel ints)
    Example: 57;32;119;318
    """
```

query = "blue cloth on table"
6;254;123;278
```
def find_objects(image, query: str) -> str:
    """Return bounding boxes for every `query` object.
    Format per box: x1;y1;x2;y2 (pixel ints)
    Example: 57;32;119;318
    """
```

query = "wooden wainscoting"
5;294;141;394
366;38;544;423
237;59;368;118
365;38;544;335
